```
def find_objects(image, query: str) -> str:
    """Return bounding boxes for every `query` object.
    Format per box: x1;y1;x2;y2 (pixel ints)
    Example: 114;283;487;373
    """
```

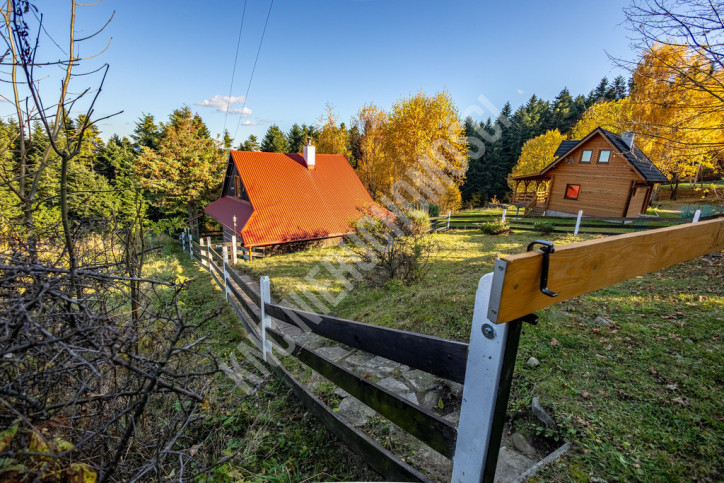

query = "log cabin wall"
546;134;646;217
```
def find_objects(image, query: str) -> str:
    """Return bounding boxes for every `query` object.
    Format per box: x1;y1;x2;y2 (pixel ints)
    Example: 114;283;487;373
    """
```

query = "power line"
222;0;247;135
233;0;274;143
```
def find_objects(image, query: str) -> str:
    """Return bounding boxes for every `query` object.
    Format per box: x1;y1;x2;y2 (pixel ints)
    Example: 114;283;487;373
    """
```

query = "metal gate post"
451;272;524;482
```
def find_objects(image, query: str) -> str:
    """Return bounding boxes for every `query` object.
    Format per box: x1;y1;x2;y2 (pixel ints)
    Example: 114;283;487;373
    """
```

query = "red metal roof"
207;151;375;248
204;196;253;232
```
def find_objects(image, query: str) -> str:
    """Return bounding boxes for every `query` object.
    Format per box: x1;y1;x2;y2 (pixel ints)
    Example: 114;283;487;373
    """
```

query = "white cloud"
195;95;252;115
516;89;525;95
241;120;257;126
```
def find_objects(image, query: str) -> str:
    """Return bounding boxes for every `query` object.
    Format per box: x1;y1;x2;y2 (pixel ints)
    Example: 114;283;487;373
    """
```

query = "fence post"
260;276;272;362
200;237;207;267
501;208;506;223
222;246;229;301
188;233;194;259
574;210;583;235
451;271;523;482
232;235;238;264
447;210;451;230
181;230;186;251
692;209;701;223
206;237;212;272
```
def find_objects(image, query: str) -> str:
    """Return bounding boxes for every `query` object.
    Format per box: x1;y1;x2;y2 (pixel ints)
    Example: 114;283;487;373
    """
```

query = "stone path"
234;274;562;481
274;322;548;481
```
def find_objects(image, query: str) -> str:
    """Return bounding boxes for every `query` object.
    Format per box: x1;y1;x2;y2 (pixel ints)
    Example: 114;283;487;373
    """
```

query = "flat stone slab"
337;397;375;427
402;369;438;392
494;447;536;482
314;345;349;362
341;351;374;369
377;377;418;405
292;332;325;350
420;390;440;410
359;355;401;379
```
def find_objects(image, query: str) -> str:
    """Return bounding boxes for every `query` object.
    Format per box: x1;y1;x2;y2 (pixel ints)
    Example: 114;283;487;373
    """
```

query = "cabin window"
234;176;241;197
580;150;592;163
598;150;611;163
564;184;581;200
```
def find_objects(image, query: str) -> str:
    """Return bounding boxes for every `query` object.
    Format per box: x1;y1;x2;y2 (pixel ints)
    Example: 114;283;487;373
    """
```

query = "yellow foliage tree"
512;129;566;177
315;104;351;159
354;103;391;200
627;44;724;198
385;90;467;212
569;98;632;140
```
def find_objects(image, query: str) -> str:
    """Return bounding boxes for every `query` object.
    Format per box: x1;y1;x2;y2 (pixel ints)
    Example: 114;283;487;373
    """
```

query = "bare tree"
612;1;724;194
0;3;229;480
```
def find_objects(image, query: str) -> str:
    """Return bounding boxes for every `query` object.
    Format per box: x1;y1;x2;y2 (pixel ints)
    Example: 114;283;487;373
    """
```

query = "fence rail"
178;228;456;481
430;211;723;235
177;217;724;481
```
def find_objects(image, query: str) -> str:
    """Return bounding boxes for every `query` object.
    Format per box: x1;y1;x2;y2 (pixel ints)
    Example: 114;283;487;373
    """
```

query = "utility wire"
222;0;247;135
233;0;274;142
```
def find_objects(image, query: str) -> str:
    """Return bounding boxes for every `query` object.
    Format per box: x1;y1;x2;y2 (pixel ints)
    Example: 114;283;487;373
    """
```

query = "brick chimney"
303;137;315;170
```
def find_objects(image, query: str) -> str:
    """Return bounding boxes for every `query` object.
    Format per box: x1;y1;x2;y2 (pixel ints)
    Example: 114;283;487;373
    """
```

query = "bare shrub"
347;209;437;287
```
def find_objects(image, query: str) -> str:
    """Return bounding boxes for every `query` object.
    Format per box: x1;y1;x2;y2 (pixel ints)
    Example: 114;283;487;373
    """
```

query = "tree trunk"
669;175;679;200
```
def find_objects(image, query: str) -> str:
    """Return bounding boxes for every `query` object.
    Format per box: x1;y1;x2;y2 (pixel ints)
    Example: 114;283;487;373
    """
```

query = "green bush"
480;221;510;235
533;220;555;235
428;204;440;217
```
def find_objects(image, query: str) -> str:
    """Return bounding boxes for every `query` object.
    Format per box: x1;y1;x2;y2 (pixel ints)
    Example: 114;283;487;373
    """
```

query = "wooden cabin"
203;142;376;254
511;128;668;218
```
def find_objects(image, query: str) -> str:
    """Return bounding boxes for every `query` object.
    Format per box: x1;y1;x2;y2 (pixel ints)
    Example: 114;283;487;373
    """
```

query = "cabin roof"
535;127;668;183
204;151;375;247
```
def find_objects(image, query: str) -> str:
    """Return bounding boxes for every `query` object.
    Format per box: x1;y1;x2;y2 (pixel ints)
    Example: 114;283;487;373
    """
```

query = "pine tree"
287;123;306;153
135;107;224;228
131;114;160;151
240;134;260;151
260;125;290;153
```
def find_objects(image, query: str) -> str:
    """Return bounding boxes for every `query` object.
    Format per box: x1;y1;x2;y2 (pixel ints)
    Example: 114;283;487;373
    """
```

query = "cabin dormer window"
598;150;611;163
580;150;592;163
565;184;581;200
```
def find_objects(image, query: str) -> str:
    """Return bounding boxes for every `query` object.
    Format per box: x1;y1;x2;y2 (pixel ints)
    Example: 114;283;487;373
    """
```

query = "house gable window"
580;150;592;163
598;150;611;163
565;184;581;200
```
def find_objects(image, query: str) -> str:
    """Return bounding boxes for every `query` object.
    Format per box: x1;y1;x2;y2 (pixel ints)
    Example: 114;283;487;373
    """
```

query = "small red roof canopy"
204;151;375;248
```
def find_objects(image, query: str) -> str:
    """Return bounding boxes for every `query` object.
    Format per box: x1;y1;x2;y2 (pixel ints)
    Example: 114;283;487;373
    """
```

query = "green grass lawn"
235;229;723;482
142;242;377;482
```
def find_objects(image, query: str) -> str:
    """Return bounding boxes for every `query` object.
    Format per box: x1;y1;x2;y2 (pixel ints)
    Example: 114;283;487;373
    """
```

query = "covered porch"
510;173;552;212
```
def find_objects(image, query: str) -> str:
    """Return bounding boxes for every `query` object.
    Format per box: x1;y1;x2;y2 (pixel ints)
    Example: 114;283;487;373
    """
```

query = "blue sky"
2;0;635;144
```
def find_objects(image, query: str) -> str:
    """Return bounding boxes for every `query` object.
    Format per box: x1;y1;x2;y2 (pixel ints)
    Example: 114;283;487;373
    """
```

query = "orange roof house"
204;143;375;250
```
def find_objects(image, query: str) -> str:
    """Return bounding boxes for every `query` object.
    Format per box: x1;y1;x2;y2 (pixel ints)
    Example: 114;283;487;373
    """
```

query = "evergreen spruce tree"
260;125;290;153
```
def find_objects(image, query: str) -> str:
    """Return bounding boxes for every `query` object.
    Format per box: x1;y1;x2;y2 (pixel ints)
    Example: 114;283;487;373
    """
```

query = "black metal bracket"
512;313;539;326
527;240;558;298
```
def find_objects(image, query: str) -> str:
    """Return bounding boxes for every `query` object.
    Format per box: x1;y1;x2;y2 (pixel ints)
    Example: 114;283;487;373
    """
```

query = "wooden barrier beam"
266;354;427;482
489;218;724;324
265;303;469;384
266;327;457;458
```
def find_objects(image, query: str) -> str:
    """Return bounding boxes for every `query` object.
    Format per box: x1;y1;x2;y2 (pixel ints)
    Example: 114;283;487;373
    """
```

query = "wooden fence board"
264;303;468;384
227;280;261;324
225;266;262;306
207;258;224;287
266;327;457;458
490;218;724;324
229;296;261;346
267;353;428;482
